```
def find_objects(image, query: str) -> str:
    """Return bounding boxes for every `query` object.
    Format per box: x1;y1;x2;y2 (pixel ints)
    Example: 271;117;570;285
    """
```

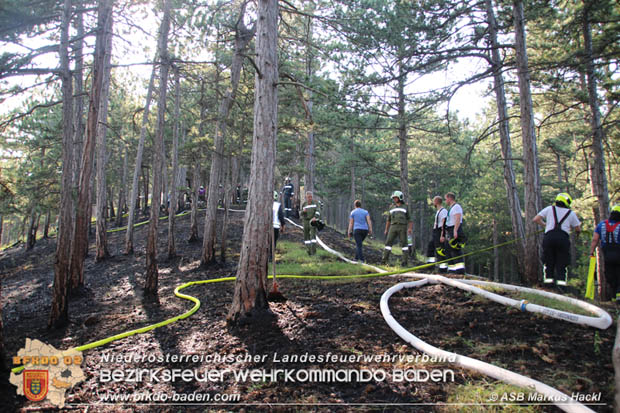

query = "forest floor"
0;208;618;412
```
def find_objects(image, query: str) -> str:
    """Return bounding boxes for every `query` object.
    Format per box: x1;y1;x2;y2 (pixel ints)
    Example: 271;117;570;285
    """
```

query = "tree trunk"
614;320;620;411
95;9;114;261
397;61;410;205
125;59;157;253
142;167;149;215
201;5;254;265
72;9;85;194
26;208;37;250
493;217;499;281
220;156;231;261
303;5;315;194
116;147;128;227
189;164;201;242
145;0;171;296
486;0;526;279
227;0;278;324
513;0;542;285
304;126;315;193
168;66;181;259
0;281;6;371
50;0;75;328
43;210;50;238
69;0;113;290
582;2;610;299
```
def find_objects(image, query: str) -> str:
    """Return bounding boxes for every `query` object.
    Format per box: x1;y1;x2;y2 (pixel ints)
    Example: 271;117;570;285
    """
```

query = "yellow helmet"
612;204;620;214
555;192;572;208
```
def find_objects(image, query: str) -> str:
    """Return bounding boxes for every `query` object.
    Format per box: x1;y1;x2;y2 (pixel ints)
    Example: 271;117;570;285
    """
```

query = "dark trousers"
603;245;620;298
445;225;465;274
269;228;281;262
353;229;368;261
426;228;447;272
283;196;292;217
542;230;570;285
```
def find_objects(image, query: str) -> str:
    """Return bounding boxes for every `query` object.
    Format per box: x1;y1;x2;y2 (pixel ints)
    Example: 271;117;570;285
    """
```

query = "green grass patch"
442;381;542;412
269;240;376;276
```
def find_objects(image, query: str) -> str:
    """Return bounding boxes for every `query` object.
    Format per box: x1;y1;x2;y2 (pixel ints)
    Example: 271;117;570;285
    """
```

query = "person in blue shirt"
348;200;373;263
589;204;620;301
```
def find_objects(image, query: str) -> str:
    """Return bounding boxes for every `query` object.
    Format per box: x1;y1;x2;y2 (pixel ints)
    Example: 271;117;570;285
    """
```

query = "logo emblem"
23;370;48;402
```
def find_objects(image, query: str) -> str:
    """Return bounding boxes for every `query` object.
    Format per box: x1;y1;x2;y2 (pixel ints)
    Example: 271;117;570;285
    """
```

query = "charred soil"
0;210;617;412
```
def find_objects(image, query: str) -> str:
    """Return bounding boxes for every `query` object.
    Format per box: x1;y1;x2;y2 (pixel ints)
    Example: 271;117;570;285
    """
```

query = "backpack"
602;220;620;262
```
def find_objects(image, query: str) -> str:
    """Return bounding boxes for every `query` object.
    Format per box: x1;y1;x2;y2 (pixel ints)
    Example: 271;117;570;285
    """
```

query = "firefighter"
533;192;581;288
301;191;320;255
273;191;285;248
382;191;413;267
441;192;466;275
282;177;295;218
589;204;620;301
426;196;448;273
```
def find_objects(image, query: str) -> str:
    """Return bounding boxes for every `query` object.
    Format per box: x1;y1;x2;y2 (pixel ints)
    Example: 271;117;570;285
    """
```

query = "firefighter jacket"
301;200;320;222
387;203;410;226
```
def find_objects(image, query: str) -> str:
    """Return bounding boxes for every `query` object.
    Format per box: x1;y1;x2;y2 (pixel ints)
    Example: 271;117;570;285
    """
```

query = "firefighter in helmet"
301;191;321;255
534;192;581;288
382;191;413;267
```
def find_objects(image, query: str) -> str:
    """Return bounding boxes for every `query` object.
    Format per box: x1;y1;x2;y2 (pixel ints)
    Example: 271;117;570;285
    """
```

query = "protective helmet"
391;190;404;202
612;204;620;214
555;192;572;208
449;238;466;250
285;177;291;182
436;247;446;257
273;191;278;200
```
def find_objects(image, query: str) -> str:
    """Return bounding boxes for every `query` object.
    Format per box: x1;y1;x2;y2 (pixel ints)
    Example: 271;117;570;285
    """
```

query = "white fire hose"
284;218;611;413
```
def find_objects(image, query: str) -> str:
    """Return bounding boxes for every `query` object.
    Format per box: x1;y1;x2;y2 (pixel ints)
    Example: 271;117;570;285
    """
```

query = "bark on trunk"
201;5;254;264
614;320;620;411
486;0;526;279
513;0;542;285
220;156;231;261
397;62;411;234
145;0;171;296
50;0;75;328
125;59;157;253
26;209;37;250
69;0;113;290
43;210;50;238
228;0;278;324
493;217;499;281
189;164;201;242
72;10;85;193
168;66;181;259
95;9;114;261
582;3;611;299
116;148;128;227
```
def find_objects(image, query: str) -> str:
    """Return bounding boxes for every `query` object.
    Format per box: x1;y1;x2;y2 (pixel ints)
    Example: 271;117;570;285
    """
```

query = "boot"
382;249;391;265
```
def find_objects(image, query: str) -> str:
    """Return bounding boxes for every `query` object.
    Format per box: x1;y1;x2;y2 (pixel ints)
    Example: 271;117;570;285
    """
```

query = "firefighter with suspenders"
382;191;413;267
426;195;448;273
440;192;467;275
534;193;581;288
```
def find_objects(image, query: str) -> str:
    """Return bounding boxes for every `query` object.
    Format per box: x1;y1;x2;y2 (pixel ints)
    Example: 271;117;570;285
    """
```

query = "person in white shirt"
426;196;448;273
533;192;581;288
440;192;466;274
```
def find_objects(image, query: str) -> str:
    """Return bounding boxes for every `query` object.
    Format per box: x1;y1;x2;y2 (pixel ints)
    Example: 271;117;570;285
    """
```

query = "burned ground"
0;209;616;412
